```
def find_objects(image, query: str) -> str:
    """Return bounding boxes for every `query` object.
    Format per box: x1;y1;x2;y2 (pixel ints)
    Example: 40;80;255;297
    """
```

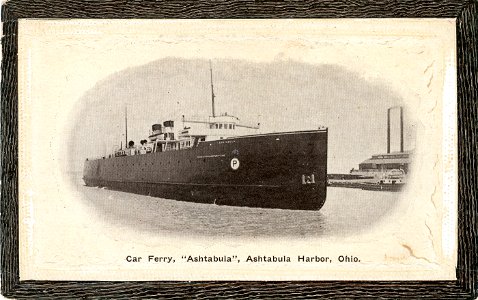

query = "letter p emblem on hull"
231;158;240;170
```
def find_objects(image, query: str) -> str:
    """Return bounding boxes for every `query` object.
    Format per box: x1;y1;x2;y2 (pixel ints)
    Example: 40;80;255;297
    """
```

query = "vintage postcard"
18;19;457;281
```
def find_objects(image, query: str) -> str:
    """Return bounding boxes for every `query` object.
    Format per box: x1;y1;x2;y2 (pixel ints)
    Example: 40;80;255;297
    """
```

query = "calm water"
74;174;401;238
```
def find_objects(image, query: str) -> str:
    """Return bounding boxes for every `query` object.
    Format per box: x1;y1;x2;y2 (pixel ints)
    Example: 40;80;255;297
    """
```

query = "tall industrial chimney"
400;106;404;153
387;106;404;154
387;108;391;154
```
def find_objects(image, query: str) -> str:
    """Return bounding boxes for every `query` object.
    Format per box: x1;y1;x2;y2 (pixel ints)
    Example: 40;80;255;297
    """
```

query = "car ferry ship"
83;63;328;210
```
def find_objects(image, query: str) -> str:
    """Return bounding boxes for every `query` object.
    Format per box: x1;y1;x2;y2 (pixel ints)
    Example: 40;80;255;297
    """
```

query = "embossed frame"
1;0;477;298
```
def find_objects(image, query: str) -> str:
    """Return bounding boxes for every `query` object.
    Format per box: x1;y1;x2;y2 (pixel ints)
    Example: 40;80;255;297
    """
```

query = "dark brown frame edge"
1;0;477;298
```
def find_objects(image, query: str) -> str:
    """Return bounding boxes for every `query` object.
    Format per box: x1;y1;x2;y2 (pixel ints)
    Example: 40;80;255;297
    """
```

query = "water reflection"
78;177;400;238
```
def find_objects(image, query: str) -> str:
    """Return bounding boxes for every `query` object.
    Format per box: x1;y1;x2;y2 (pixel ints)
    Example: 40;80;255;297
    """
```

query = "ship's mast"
125;106;128;148
210;60;216;117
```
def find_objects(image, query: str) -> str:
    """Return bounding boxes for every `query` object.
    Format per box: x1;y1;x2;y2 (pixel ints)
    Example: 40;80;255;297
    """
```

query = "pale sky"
68;58;414;173
17;19;453;175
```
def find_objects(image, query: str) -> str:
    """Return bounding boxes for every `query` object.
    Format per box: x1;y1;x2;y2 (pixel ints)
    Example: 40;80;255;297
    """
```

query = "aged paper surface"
18;19;457;280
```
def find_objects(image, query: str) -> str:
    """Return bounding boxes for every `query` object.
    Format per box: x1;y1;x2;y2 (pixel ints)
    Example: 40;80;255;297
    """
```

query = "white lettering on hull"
196;154;226;158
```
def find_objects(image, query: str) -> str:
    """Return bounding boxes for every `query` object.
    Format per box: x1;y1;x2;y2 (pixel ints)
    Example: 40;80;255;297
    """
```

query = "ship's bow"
208;129;328;210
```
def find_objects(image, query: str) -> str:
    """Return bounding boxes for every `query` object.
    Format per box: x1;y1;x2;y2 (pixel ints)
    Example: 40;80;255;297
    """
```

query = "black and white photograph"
18;19;457;281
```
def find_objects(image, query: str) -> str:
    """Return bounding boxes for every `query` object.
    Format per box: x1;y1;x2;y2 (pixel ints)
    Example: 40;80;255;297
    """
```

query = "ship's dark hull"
83;130;328;210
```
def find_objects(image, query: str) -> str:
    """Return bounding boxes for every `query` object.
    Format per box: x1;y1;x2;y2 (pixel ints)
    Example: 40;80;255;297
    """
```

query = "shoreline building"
351;106;413;177
357;151;412;174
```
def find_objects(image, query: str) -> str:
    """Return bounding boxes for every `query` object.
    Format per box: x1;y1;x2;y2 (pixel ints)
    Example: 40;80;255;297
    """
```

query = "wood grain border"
2;0;477;298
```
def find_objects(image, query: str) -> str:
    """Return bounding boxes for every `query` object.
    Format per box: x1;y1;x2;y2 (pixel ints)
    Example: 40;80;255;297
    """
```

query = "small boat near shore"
327;169;406;192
